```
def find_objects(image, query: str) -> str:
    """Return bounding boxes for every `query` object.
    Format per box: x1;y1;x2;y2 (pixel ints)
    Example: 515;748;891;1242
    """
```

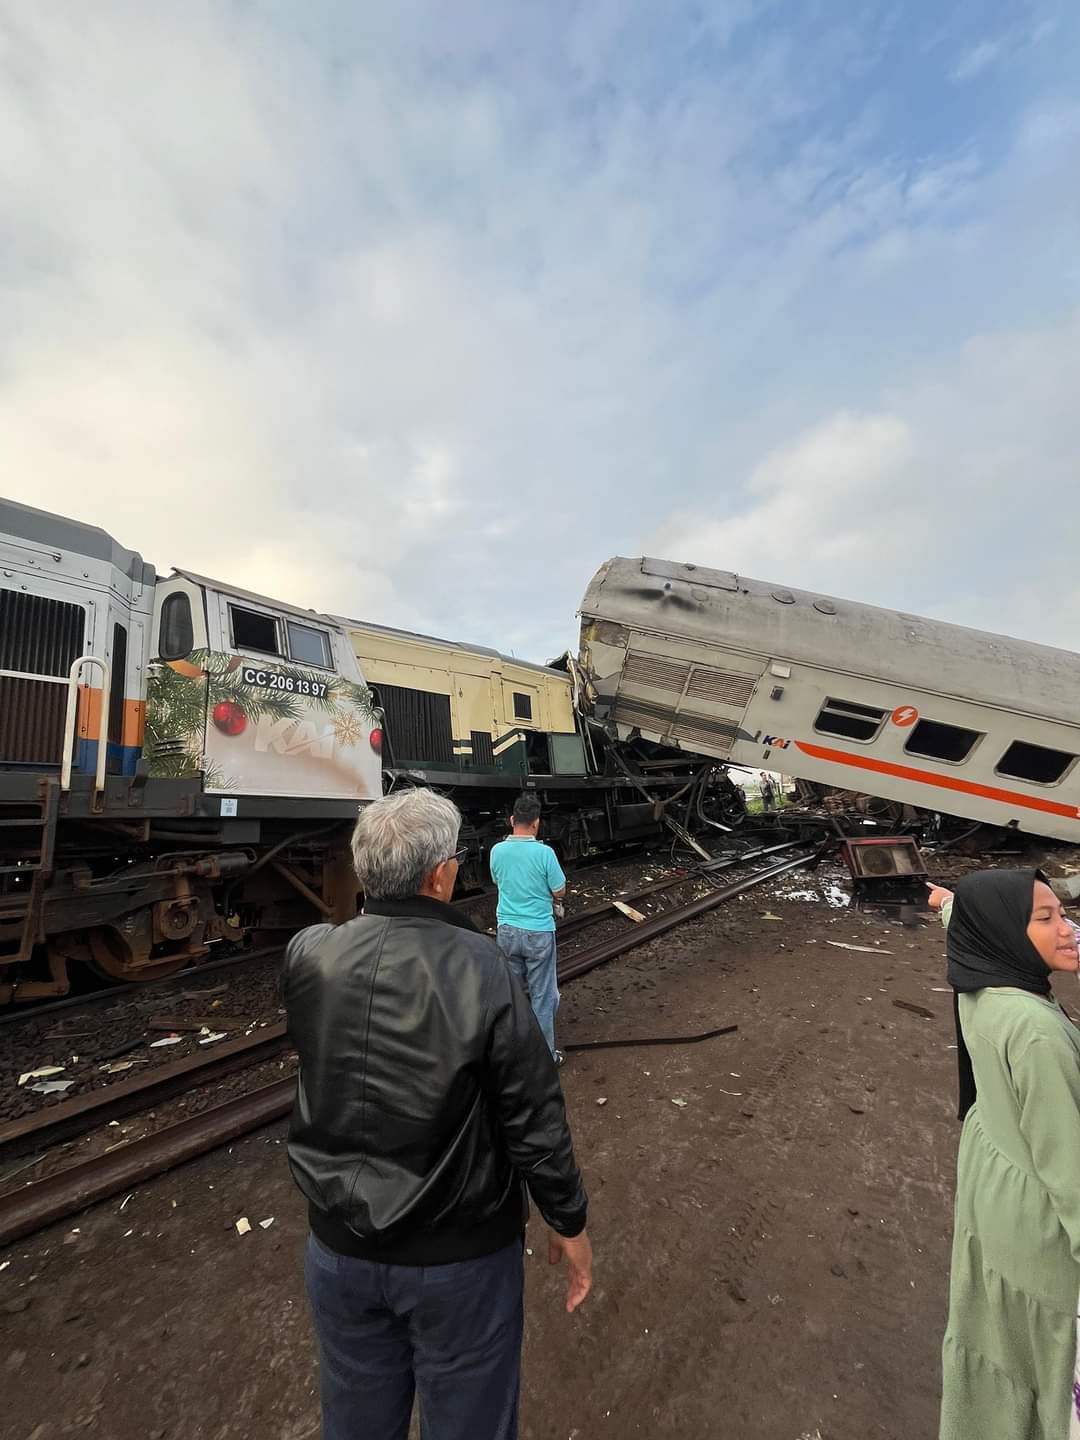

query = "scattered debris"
259;1217;275;1230
149;1015;248;1033
760;912;783;922
95;1037;145;1064
893;999;936;1020
99;1060;138;1075
596;1097;608;1106
30;1080;75;1095
119;1194;134;1211
826;941;893;954
671;1097;688;1108
149;1036;183;1048
841;836;928;896
17;1066;65;1087
612;900;647;923
198;1031;228;1046
235;1217;252;1236
0;1260;9;1273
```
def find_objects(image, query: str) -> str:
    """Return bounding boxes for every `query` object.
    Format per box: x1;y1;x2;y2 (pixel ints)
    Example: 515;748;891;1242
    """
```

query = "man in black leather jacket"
284;787;591;1440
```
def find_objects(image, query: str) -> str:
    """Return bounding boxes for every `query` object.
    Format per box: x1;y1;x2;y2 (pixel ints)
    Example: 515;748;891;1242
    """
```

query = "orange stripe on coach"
794;740;1080;821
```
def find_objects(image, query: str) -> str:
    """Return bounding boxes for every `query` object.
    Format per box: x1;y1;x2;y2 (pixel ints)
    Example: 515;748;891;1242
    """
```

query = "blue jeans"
496;925;559;1054
304;1234;523;1440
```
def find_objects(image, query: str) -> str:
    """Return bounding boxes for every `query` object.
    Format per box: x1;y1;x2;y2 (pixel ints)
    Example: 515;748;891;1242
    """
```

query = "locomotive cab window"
230;606;281;656
814;698;887;743
996;740;1076;786
159;593;194;661
904;719;981;764
512;691;533;721
286;621;332;670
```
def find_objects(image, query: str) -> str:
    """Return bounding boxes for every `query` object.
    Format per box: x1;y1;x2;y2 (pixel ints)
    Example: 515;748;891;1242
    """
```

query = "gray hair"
351;788;462;900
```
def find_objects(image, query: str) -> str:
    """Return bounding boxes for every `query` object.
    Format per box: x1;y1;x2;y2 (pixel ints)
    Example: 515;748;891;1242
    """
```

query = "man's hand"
926;882;954;911
548;1229;592;1313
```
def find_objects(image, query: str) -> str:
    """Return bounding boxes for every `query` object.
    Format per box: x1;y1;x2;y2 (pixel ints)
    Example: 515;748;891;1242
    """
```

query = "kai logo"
762;735;792;750
254;715;336;760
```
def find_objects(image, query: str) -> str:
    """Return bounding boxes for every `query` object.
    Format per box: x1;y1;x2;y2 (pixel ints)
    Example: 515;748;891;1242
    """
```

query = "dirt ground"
2;877;1003;1440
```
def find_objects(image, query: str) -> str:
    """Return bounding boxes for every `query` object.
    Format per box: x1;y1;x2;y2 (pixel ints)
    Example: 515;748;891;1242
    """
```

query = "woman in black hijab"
930;870;1080;1440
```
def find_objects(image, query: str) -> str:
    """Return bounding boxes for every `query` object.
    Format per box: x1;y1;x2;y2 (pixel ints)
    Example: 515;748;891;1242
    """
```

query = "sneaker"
553;1049;565;1067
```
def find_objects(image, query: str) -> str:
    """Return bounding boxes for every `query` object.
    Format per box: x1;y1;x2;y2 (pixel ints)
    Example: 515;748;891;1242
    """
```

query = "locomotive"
0;502;738;1001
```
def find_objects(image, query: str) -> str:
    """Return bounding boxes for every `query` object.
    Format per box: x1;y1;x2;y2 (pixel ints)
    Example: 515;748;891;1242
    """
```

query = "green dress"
940;917;1080;1439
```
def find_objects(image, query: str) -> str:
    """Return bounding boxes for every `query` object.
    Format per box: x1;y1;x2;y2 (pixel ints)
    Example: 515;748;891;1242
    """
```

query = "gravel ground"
5;837;1077;1440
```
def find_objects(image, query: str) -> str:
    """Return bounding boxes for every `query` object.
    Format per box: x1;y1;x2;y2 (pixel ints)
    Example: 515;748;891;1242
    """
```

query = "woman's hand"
926;882;954;911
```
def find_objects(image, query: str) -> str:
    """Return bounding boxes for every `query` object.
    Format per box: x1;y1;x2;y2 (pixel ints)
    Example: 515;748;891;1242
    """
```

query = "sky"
2;1;1079;663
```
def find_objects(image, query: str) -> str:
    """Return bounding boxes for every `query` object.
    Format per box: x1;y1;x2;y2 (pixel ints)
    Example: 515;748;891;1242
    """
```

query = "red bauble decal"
369;728;383;754
212;700;247;736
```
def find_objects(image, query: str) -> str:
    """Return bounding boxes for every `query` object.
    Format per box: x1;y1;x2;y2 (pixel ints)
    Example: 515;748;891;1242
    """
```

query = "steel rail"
0;945;284;1030
0;843;830;1247
554;839;804;940
0;1024;289;1158
0;1077;295;1247
557;847;826;984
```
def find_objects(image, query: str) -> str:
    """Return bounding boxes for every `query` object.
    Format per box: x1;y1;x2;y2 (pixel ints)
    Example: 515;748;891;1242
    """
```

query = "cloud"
0;0;1078;666
950;37;1007;82
649;308;1080;650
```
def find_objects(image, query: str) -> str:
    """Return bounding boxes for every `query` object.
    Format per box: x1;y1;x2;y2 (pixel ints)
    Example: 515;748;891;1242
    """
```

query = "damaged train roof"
581;557;1080;728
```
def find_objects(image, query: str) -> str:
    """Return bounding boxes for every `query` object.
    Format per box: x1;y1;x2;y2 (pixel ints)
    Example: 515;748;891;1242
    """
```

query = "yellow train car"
339;619;588;782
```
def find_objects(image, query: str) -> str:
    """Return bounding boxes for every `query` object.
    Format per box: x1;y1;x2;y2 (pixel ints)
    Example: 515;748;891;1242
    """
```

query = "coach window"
286;621;332;670
996;740;1076;786
904;719;981;764
159;593;194;661
513;692;533;721
814;698;887;743
230;606;281;656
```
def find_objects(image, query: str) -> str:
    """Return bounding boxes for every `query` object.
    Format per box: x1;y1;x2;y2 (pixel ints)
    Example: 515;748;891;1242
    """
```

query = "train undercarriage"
0;737;749;1003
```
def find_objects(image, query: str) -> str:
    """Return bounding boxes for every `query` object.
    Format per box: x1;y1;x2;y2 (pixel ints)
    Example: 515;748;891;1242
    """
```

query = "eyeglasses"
448;847;468;866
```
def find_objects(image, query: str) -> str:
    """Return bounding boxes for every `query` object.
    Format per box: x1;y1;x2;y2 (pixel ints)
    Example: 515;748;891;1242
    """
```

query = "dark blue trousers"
304;1234;523;1440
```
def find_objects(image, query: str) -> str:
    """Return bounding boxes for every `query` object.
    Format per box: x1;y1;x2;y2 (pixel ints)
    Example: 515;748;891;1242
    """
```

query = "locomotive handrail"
60;654;112;794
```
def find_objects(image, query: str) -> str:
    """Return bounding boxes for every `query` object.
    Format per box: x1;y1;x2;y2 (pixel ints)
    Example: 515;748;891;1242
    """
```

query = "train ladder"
0;777;60;970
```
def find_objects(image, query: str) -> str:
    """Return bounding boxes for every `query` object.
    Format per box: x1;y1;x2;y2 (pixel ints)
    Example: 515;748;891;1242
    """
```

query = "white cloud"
950;38;1007;82
648;309;1080;650
0;1;1078;664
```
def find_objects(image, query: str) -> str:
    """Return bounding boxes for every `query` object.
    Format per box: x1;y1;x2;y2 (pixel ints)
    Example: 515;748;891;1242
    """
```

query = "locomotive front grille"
0;677;69;766
0;592;86;767
0;591;85;677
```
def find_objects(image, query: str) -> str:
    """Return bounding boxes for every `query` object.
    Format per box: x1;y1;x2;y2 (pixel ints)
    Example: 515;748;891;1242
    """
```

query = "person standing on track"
929;870;1080;1440
284;788;591;1440
490;793;567;1065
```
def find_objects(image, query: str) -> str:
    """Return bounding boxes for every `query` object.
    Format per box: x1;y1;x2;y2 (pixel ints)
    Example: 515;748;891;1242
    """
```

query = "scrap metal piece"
840;836;928;892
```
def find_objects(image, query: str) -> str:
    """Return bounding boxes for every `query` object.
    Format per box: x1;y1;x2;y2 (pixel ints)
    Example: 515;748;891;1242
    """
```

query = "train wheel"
87;918;190;985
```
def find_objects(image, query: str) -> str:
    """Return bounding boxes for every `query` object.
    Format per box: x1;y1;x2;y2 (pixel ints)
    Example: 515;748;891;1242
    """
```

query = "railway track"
0;943;287;1030
0;838;829;1246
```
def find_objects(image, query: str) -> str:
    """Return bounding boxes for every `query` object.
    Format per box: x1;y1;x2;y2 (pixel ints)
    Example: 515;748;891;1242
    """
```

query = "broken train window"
903;719;981;764
230;606;281;656
813;698;886;743
996;740;1076;786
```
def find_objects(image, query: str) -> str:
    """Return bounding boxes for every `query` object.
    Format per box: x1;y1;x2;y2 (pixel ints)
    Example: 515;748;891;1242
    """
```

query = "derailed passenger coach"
578;557;1080;843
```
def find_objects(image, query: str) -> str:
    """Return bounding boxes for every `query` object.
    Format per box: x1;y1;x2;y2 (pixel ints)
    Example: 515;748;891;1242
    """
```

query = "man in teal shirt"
490;794;567;1063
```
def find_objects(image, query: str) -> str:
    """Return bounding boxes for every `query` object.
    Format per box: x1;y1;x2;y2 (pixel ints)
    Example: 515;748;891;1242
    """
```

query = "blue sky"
2;1;1078;660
